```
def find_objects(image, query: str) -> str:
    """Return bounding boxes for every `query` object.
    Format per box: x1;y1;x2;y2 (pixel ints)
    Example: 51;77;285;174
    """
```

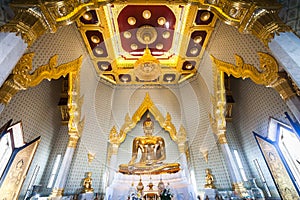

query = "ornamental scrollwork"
0;53;82;105
112;93;178;144
210;52;279;87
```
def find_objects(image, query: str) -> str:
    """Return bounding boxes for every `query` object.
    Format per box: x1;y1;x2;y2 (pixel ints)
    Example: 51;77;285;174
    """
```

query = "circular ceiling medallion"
193;36;202;44
200;11;211;21
94;47;104;55
100;63;109;70
156;43;163;50
131;43;138;50
185;63;193;69
91;35;100;43
123;31;132;39
119;74;131;82
190;47;199;55
162;31;170;39
142;10;151;19
163;74;175;82
83;12;92;20
136;25;157;45
127;17;136;25
157;17;166;25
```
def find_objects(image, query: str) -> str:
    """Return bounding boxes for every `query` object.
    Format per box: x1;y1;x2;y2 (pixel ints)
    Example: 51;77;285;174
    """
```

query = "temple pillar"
234;0;300;91
217;132;247;196
108;144;119;186
176;125;191;183
50;136;79;199
270;77;300;123
107;126;122;186
50;69;83;198
0;33;27;87
0;4;54;88
269;32;300;89
178;142;191;183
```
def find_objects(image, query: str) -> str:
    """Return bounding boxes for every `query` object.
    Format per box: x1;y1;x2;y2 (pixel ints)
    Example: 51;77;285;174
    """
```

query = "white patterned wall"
179;76;232;191
13;23;90;197
230;78;292;197
63;59;115;195
0;79;62;199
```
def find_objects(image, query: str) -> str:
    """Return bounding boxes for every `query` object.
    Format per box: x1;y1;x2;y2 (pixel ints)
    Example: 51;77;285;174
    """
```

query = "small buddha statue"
82;172;94;193
204;168;216;189
119;113;180;174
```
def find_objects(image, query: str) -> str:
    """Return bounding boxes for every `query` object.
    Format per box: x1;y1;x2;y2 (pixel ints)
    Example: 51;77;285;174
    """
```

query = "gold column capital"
238;2;291;46
270;77;296;101
67;135;79;148
232;182;248;198
218;132;228;144
0;6;51;46
50;188;64;197
111;144;119;155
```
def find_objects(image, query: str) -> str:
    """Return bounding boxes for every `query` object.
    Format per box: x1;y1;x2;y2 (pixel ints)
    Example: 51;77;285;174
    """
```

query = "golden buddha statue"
119;114;180;174
82;172;94;193
204;168;216;189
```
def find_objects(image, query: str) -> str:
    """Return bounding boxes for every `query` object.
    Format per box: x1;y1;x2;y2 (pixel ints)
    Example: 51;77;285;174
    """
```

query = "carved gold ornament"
110;93;178;145
0;53;82;105
134;47;161;81
211;52;279;86
192;0;290;46
210;70;227;143
0;7;51;46
87;152;96;165
211;53;296;101
67;71;85;138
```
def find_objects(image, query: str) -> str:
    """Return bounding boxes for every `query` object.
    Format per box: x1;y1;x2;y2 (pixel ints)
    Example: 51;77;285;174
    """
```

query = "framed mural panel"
0;136;40;199
254;132;299;199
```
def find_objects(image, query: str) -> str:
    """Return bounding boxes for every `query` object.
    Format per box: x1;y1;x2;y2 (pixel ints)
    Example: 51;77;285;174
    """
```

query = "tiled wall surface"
0;23;88;198
230;78;293;197
278;0;300;36
0;79;62;199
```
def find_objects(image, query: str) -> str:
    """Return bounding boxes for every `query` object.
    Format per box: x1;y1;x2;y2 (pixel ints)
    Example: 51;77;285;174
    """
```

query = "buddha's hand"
128;159;135;166
145;160;153;165
128;165;134;172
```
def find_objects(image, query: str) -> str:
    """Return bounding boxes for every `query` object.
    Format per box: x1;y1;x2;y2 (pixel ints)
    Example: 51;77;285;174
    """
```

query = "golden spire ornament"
87;152;95;165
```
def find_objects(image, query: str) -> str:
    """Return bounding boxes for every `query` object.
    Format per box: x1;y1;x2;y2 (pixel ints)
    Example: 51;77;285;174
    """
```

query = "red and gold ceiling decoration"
76;3;217;85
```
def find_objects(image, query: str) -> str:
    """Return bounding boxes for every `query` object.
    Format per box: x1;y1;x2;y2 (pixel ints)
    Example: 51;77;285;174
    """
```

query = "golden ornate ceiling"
76;3;217;85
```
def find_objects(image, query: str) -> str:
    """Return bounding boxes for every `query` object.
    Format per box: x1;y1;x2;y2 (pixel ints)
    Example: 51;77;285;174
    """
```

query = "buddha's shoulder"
133;136;163;140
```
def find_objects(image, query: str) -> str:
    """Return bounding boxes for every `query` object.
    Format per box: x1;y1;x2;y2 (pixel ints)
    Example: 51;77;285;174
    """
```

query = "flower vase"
250;178;265;200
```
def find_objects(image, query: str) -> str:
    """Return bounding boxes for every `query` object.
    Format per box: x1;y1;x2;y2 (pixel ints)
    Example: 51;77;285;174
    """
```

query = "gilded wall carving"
0;53;82;105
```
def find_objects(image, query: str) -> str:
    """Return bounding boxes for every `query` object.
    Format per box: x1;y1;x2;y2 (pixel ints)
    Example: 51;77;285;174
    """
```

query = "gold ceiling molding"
109;93;178;145
210;52;279;87
0;53;82;105
192;0;290;46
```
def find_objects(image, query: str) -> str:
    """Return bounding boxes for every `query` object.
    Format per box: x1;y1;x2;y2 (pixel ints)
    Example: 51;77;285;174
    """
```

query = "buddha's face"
143;116;154;135
143;126;153;136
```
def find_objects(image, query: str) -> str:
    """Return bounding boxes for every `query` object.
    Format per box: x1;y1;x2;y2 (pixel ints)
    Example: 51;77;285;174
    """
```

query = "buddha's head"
143;113;154;136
